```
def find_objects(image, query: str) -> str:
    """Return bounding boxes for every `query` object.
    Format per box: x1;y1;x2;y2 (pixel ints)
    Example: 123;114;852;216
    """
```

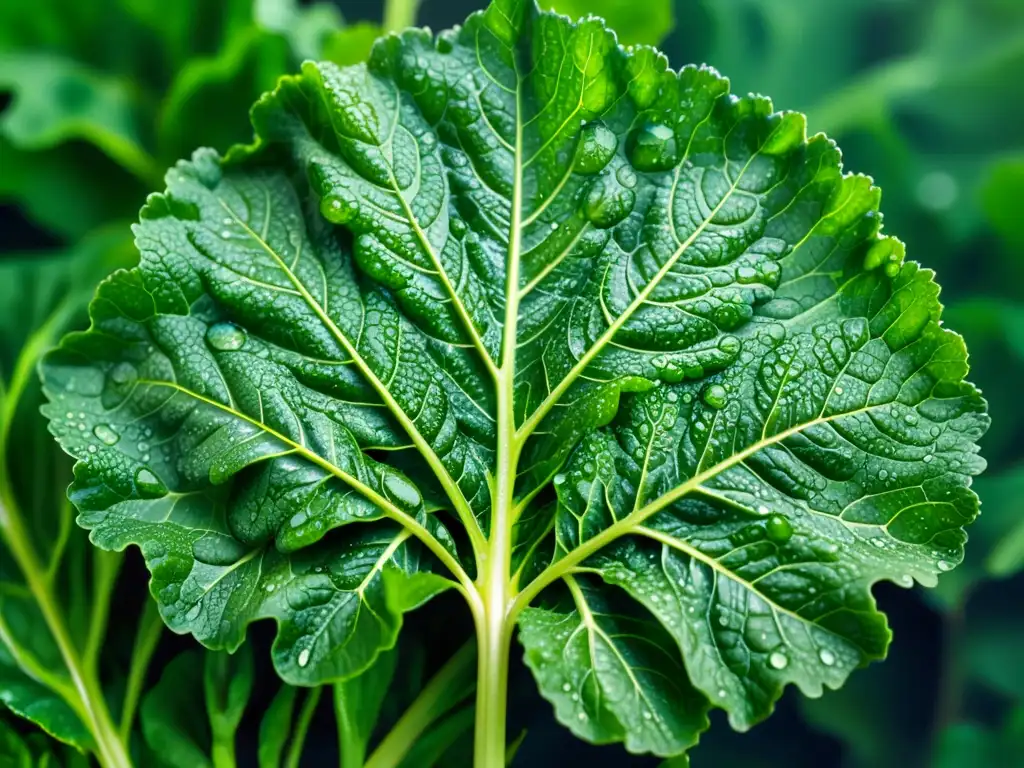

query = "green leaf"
0;630;90;751
321;23;384;68
335;647;397;766
545;0;673;46
204;645;253;758
140;651;213;768
0;718;33;768
519;576;708;756
42;0;987;757
258;685;298;768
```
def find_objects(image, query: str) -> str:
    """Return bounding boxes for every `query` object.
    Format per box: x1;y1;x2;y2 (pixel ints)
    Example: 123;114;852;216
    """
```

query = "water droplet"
818;649;836;666
265;583;276;592
320;195;358;224
627;122;678;172
562;682;572;692
298;649;311;667
764;515;793;543
185;601;202;622
206;322;246;351
937;559;954;572
583;176;635;228
577;712;587;721
642;711;653;720
110;362;137;385
702;383;728;409
384;472;421;508
134;467;167;498
923;454;934;464
573;123;617;174
93;424;120;446
756;505;770;516
769;651;789;670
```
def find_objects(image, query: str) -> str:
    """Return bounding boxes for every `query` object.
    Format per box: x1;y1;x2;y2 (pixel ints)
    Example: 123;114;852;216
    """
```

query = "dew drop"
627;122;678;172
93;424;120;446
583;176;635;228
702;383;728;410
769;651;789;670
134;467;167;498
573;122;618;174
818;649;836;666
937;559;954;572
384;472;422;508
206;322;246;351
764;515;793;543
562;682;572;692
109;362;137;385
320;195;358;224
298;649;311;667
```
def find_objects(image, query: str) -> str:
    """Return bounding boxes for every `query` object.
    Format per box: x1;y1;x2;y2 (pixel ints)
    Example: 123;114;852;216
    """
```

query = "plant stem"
284;687;322;768
382;0;421;33
211;735;236;768
84;550;123;674
119;598;163;742
0;495;130;768
473;607;513;768
365;640;477;768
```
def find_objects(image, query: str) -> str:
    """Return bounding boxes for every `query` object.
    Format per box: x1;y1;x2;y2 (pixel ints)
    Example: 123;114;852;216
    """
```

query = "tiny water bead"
93;424;120;446
764;515;793;543
818;649;836;666
769;651;789;670
573;122;618;174
206;322;247;351
702;383;728;409
627;121;679;172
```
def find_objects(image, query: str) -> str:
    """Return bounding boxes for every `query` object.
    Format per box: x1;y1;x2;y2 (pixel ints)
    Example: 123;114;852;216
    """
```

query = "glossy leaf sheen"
42;0;988;755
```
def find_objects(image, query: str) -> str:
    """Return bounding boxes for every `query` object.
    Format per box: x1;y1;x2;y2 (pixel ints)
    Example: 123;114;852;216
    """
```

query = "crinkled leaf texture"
42;0;988;756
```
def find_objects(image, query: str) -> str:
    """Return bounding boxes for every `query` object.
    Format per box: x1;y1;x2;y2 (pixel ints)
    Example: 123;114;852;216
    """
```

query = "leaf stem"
382;0;421;33
119;598;163;743
0;495;131;768
472;608;513;768
84;550;123;674
364;640;477;768
284;687;322;768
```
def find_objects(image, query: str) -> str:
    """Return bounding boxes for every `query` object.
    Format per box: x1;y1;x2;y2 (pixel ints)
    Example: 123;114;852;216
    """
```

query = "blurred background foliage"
0;0;1022;765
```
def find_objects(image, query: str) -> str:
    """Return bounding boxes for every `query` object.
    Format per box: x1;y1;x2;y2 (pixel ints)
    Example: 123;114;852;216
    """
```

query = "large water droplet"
769;651;789;670
321;195;358;224
206;322;246;351
583;176;635;228
937;559;954;572
627;122;678;172
93;424;120;446
383;472;421;508
192;534;249;567
818;649;836;666
574;123;618;175
134;467;167;498
764;515;793;543
702;383;728;409
297;648;311;667
109;362;137;386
